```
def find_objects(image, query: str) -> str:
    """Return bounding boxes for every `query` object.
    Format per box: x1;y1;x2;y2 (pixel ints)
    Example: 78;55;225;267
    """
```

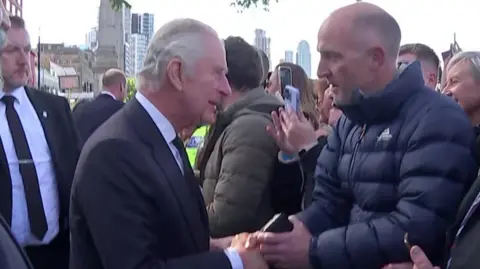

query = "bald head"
330;3;401;59
316;3;402;104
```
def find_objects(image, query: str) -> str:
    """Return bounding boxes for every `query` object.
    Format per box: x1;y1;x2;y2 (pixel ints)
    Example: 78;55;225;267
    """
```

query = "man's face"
1;27;31;90
442;61;480;117
397;53;437;89
181;35;230;125
316;20;374;105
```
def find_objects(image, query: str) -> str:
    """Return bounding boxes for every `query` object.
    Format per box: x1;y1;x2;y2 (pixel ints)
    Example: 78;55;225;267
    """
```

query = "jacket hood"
337;61;425;125
221;87;283;121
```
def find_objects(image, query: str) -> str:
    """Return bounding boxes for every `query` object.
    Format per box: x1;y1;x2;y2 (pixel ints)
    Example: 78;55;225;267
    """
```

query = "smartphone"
279;66;292;97
404;232;412;250
283;85;301;113
261;213;294;233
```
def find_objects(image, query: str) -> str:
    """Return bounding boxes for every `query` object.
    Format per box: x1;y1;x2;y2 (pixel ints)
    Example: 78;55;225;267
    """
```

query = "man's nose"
220;79;231;96
316;60;330;80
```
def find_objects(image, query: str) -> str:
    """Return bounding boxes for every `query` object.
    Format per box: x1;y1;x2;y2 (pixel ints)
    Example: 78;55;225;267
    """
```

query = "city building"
129;12;154;76
131;13;141;34
131;33;148;75
123;6;133;76
142;13;154;42
2;0;22;17
85;27;98;50
296;40;311;77
284;50;294;63
254;29;271;69
39;43;95;92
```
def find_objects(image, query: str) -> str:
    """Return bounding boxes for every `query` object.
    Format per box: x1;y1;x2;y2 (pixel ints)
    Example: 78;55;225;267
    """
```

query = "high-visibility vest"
185;126;208;167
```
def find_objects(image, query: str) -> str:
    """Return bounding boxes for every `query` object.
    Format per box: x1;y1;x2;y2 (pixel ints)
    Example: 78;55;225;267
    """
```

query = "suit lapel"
125;99;208;250
24;88;61;165
0;137;12;225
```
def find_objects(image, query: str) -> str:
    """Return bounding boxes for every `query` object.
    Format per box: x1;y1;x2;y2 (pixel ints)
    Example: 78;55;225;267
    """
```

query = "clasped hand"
244;216;312;269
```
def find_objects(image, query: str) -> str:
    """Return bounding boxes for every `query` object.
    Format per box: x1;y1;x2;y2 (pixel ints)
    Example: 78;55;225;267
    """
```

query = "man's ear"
368;46;386;70
166;57;184;91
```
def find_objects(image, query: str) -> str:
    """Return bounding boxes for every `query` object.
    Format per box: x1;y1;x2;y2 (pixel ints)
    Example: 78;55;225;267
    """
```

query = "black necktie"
172;136;193;175
1;95;47;240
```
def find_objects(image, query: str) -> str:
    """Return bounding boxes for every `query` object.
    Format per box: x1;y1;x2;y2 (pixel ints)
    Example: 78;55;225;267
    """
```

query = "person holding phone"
249;3;477;269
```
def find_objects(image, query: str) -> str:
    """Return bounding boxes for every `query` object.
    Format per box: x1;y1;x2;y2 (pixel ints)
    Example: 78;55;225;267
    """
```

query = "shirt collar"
134;91;176;144
100;90;116;100
0;86;27;104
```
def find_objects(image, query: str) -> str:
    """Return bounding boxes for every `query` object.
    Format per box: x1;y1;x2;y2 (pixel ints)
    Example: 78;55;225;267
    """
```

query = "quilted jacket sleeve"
206;114;279;238
297;118;352;235
307;106;477;269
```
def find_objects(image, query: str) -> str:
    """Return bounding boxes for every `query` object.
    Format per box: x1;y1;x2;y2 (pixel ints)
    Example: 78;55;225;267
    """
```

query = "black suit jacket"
72;94;124;147
0;87;80;233
70;99;232;269
443;174;480;269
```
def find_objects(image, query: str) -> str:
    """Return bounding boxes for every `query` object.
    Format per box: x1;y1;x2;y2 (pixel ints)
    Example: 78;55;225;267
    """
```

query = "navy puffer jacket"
297;62;478;269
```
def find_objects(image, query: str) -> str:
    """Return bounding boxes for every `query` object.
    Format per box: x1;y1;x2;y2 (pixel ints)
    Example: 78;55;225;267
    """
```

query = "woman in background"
267;62;319;130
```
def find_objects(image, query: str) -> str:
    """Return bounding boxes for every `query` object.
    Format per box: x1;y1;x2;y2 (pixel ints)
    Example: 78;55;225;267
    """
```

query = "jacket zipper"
348;124;366;188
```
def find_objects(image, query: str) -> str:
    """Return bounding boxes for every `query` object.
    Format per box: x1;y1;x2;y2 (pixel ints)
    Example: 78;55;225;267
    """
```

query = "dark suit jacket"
0;87;80;232
443;174;480;269
0;87;80;268
72;94;124;147
0;215;32;269
70;99;232;269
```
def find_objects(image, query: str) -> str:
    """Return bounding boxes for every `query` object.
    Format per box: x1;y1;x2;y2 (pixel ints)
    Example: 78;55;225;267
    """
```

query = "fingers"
271;111;283;134
381;263;413;269
410;246;434;269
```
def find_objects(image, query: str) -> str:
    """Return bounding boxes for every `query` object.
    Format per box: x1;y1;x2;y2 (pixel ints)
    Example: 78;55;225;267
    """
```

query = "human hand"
266;108;318;155
210;236;232;251
381;246;440;269
252;216;312;269
231;233;268;269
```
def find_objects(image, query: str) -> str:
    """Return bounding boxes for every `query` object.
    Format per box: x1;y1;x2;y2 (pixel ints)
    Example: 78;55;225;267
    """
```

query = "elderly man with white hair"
69;18;267;269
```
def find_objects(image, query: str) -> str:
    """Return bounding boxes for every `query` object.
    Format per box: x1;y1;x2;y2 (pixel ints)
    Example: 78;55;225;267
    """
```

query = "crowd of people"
1;1;480;269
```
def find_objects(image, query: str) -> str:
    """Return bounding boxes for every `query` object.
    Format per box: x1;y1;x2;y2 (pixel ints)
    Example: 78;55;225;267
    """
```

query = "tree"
126;77;136;101
109;0;277;11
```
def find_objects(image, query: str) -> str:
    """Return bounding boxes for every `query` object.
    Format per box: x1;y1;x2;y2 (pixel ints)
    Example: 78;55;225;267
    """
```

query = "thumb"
410;246;433;269
288;215;303;227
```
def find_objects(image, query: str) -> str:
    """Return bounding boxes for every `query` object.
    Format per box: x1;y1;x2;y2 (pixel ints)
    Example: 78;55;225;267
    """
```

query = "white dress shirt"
100;90;116;100
135;92;243;269
0;87;59;246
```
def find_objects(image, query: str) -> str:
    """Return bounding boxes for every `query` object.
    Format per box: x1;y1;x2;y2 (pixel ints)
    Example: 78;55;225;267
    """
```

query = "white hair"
447;51;480;83
137;18;218;92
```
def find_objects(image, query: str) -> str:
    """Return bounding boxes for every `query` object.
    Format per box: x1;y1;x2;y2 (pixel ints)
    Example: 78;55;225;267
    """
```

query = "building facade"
2;0;22;17
284;50;294;63
296;40;311;78
254;29;271;69
39;43;95;92
131;33;147;75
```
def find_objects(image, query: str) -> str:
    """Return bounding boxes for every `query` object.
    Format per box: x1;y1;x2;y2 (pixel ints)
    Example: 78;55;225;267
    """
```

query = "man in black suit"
73;68;126;147
70;18;267;269
0;16;80;269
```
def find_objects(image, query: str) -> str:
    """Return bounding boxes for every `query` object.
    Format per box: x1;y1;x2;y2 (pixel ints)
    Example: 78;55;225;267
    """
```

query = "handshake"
210;215;313;269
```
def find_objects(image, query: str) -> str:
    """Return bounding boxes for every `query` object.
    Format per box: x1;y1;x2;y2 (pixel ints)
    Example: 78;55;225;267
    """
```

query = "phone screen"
279;67;292;97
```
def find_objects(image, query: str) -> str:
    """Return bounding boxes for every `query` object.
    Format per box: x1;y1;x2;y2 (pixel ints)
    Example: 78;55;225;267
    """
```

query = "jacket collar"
337;61;425;125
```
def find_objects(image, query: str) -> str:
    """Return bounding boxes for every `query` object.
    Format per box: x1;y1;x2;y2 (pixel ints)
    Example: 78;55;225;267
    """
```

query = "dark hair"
9;16;25;28
399;43;440;70
224;36;262;92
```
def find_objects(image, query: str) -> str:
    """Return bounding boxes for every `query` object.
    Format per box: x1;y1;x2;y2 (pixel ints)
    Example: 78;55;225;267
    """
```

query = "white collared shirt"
0;86;59;246
100;90;116;100
134;92;243;269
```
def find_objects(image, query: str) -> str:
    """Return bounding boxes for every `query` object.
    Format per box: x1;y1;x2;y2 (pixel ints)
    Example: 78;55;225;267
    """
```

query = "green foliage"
110;0;131;11
126;77;136;101
230;0;278;11
109;0;277;11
